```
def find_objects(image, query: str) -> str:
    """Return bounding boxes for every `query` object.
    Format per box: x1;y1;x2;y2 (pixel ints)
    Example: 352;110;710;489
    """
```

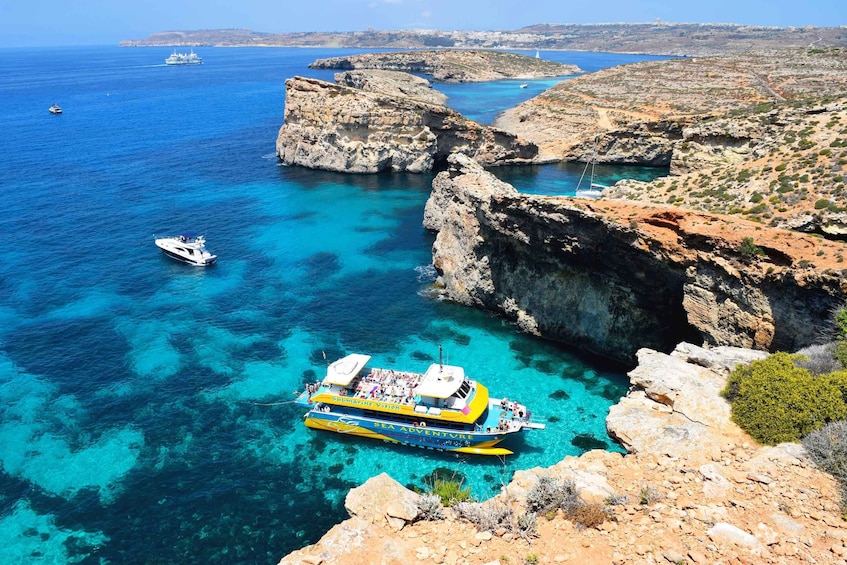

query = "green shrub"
431;477;472;506
722;353;847;444
739;237;765;259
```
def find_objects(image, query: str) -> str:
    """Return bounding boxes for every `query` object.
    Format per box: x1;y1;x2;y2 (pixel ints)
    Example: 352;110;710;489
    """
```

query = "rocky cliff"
309;50;580;83
423;154;847;365
275;75;538;173
279;343;844;565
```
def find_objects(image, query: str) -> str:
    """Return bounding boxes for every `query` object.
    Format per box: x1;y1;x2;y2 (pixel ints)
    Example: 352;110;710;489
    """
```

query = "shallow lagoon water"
0;46;666;563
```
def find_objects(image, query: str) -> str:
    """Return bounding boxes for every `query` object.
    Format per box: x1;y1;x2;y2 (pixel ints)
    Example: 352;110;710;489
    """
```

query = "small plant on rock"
571;503;610;529
516;511;538;539
525;475;583;516
739;236;765;260
604;492;630;506
639;485;663;505
416;492;446;521
802;420;847;482
453;501;513;532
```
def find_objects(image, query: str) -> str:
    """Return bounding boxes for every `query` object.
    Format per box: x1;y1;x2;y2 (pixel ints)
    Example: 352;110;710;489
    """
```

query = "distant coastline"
119;22;847;57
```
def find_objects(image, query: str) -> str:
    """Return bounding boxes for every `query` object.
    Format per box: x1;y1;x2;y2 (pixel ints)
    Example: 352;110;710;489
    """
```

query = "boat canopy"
415;364;465;399
324;354;371;386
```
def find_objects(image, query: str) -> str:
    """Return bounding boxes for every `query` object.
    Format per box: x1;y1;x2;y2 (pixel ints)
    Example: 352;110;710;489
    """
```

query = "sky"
0;0;845;47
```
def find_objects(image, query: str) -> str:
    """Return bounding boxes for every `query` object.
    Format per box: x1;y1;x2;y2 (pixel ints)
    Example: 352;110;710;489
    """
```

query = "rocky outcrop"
605;343;768;455
333;70;448;106
423;154;847;364
276;76;538;173
279;344;844;565
309;50;580;83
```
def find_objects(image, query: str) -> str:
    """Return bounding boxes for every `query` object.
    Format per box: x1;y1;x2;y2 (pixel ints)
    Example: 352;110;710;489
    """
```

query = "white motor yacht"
49;104;62;114
155;234;216;266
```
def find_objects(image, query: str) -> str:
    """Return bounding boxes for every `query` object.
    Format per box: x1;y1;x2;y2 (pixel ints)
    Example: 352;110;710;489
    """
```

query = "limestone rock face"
606;343;768;454
310;50;580;83
333;69;448;106
276;76;538;173
423;154;845;364
344;472;420;529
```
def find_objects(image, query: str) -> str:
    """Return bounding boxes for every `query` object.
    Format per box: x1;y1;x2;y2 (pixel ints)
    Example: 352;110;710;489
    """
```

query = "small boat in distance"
155;233;216;266
295;351;545;456
165;49;203;65
575;135;610;198
49;104;62;114
519;83;528;89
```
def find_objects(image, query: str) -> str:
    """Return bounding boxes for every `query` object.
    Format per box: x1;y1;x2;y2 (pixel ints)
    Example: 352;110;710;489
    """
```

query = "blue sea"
0;46;668;564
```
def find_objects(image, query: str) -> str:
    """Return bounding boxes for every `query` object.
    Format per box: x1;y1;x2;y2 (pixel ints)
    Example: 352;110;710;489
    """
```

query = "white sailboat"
575;136;609;197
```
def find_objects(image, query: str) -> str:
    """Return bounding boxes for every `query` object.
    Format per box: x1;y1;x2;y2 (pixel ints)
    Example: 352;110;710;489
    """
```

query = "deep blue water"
0;46;667;564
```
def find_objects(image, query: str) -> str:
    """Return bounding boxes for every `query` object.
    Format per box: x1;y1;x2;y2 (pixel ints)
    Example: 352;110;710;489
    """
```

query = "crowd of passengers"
350;368;421;404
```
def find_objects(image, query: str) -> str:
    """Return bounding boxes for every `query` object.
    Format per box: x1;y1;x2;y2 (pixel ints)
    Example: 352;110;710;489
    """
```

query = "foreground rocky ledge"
276;76;538;173
422;154;847;365
278;343;843;565
309;50;580;83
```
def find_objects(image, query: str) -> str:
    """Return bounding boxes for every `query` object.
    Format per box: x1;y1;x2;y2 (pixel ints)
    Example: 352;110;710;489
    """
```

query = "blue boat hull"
303;409;518;456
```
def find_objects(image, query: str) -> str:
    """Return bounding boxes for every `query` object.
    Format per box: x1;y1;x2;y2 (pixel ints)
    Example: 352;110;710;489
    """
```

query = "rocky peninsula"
279;343;844;565
494;48;847;235
276;73;537;173
308;50;580;83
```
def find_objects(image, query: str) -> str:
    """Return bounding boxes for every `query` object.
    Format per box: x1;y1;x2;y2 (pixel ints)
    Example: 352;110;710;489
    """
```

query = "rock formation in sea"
276;75;538;173
422;153;847;365
309;50;580;83
332;70;448;106
278;343;843;565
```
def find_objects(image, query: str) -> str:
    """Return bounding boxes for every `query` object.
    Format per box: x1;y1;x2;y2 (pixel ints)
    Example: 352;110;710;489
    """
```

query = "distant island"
120;22;847;57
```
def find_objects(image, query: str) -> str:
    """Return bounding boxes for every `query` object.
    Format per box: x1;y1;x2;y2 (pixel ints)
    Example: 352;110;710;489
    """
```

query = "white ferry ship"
165;49;203;65
295;352;545;456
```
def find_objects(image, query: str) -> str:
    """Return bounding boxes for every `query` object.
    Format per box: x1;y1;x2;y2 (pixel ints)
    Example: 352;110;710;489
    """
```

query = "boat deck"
348;368;422;405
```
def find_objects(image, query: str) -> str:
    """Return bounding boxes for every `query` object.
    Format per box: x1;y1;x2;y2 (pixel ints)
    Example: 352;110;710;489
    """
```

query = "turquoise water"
0;46;663;564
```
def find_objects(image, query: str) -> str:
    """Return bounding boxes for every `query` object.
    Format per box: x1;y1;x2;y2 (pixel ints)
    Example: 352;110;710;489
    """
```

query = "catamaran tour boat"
295;353;545;456
48;104;62;114
165;49;203;65
154;233;217;266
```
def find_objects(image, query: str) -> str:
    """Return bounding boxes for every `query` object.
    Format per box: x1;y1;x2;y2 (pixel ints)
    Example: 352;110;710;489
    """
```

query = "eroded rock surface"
276;76;537;173
333;69;448;106
310;50;580;83
423;153;847;364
